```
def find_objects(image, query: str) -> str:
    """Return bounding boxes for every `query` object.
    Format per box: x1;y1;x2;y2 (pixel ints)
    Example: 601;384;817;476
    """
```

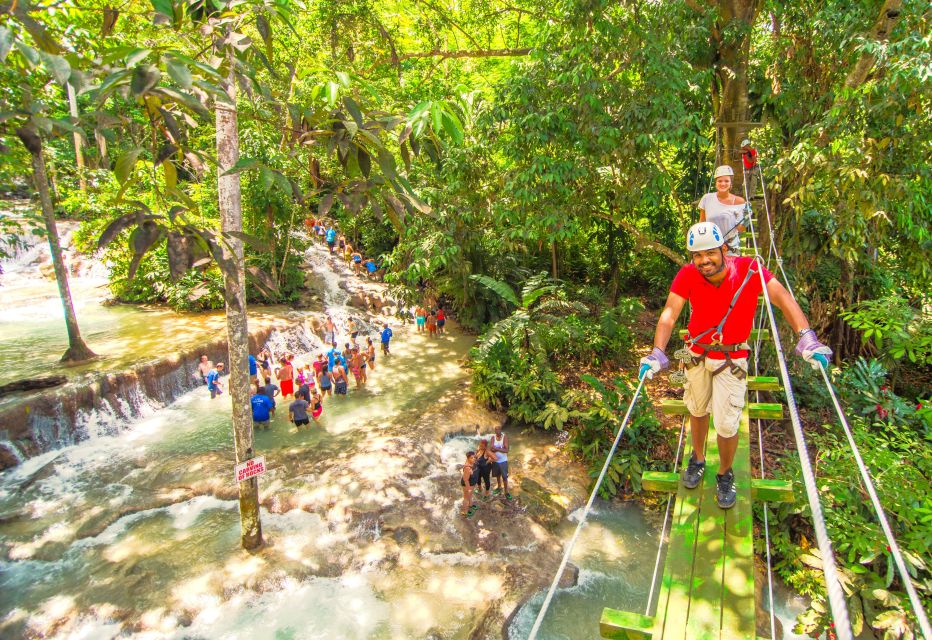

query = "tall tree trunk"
550;240;558;279
95;129;110;170
66;83;87;191
266;204;278;284
713;0;759;193
217;54;263;550
16;126;96;362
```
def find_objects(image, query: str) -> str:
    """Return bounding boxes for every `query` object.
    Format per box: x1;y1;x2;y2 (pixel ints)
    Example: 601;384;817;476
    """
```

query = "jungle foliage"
0;0;930;634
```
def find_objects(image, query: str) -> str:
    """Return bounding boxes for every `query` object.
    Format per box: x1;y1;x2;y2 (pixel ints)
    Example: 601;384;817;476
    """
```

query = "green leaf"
441;111;464;144
150;0;174;19
114;147;144;184
221;157;262;176
164;54;192;89
14;40;40;67
162;161;177;190
343;96;364;127
0;26;12;63
125;48;152;67
259;166;275;192
470;274;520;306
131;64;161;96
318;193;334;216
38;52;70;85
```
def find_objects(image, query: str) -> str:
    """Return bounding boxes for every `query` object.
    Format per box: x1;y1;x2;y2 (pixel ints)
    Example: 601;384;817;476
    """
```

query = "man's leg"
690;414;710;462
717;433;739;473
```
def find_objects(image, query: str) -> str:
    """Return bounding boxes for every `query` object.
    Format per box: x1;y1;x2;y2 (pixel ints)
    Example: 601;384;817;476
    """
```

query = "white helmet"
713;165;734;179
740;138;751;147
687;222;724;252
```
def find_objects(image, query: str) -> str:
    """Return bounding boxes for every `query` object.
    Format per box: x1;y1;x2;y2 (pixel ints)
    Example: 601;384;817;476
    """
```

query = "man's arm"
766;278;808;333
653;292;687;352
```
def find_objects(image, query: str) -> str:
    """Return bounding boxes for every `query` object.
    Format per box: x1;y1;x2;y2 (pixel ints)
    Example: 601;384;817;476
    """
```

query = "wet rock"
0;443;21;471
517;477;567;530
391;526;419;546
558;562;579;588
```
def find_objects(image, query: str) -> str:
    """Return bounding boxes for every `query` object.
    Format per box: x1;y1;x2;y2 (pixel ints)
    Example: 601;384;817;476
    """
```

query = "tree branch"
368;48;531;71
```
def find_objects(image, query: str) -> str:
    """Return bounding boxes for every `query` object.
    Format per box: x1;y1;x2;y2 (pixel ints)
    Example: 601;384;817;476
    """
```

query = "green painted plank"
642;471;678;493
747;376;781;391
685;422;725;640
600;609;654;639
650;443;704;639
677;329;769;340
721;403;757;639
661;400;783;420
748;403;783;420
751;479;793;503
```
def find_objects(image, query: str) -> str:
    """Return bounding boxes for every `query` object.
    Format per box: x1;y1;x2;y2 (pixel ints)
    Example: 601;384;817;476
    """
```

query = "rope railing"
527;376;647;639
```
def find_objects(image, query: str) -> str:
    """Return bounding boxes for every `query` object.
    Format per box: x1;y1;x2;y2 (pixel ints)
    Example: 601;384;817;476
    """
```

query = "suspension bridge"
526;158;931;640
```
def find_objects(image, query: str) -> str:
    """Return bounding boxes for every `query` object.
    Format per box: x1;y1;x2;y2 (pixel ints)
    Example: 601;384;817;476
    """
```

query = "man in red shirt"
639;222;830;508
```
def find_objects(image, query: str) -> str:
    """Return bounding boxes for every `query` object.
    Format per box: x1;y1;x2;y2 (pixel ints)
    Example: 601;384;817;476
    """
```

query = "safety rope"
644;416;687;616
527;377;647;640
816;362;932;638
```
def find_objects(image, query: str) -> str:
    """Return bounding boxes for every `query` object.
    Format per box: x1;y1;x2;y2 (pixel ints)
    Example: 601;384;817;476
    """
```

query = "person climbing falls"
638;222;831;509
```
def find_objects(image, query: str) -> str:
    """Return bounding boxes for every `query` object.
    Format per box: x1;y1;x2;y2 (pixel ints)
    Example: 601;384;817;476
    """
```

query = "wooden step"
600;609;653;639
641;471;793;502
660;399;783;420
677;329;769;341
747;375;781;391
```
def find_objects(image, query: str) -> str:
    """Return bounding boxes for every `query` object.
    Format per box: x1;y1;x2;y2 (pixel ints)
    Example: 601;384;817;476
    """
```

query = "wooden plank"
650;443;704;639
600;609;654;640
685;422;725;640
748;403;783;420
751;478;793;503
660;399;690;416
720;403;757;639
642;471;678;493
746;376;781;391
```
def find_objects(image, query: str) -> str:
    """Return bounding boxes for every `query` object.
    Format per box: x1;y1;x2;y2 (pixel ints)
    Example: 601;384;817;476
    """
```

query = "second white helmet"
687;222;724;252
713;165;734;179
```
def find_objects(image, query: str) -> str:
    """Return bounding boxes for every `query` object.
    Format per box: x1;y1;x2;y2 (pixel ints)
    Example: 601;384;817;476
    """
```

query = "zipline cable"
644;416;687;616
815;362;932;638
527;376;647;640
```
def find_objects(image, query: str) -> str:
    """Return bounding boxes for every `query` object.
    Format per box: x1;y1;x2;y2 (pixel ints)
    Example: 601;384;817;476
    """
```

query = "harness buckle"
709;331;723;345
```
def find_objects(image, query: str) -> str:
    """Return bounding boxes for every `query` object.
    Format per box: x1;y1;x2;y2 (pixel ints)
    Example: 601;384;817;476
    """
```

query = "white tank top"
492;433;507;462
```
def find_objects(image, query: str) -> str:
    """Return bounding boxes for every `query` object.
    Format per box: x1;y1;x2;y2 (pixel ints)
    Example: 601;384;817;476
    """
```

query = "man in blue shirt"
325;226;337;254
380;324;393;355
206;362;225;399
251;389;275;430
327;342;339;371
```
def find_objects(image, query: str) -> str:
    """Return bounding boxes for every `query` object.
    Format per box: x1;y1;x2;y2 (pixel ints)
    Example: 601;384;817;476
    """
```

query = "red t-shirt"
670;256;773;359
742;148;758;170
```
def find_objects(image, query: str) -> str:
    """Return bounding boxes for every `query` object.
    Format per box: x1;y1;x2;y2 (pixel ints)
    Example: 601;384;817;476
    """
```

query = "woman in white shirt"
699;165;746;252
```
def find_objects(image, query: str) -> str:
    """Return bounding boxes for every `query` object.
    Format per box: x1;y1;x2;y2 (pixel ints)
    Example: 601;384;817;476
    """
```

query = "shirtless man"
196;355;213;385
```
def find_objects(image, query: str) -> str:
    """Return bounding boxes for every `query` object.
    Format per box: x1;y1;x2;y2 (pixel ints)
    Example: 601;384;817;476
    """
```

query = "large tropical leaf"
470;274;520;307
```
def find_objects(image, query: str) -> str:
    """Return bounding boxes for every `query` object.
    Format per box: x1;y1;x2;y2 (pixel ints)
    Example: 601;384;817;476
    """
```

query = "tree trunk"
713;0;759;192
66;83;87;191
95;129;110;170
16;126;96;362
266;204;278;285
216;54;263;550
550;240;558;279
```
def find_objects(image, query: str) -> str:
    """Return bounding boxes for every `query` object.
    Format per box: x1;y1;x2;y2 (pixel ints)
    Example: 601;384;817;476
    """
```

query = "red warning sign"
234;456;267;483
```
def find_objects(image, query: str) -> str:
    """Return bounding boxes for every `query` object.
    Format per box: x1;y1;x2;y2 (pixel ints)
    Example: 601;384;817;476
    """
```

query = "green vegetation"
0;0;929;634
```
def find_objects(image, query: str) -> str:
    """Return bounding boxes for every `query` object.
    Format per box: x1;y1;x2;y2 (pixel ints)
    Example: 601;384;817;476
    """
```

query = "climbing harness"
680;259;761;381
527;376;648;640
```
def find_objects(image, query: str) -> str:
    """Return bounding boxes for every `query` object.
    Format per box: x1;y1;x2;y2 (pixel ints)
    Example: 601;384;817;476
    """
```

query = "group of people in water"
459;424;512;518
306;217;383;280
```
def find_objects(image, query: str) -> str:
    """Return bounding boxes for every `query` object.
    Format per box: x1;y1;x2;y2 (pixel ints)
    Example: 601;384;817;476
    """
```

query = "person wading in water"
490;425;512;500
640;221;831;509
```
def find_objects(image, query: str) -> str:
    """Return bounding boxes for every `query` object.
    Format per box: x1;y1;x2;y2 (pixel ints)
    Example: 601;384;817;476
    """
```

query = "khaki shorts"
683;357;748;438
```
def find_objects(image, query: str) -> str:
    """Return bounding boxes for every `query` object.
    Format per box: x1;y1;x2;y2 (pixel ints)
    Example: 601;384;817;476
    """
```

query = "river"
0;223;810;638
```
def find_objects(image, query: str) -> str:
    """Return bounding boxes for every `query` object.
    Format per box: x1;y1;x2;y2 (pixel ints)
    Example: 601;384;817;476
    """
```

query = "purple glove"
639;347;670;381
795;330;832;369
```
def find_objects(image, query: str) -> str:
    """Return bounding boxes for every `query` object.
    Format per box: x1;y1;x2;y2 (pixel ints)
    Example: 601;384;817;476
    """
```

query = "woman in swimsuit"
350;349;364;387
460;451;478;518
474;439;497;501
